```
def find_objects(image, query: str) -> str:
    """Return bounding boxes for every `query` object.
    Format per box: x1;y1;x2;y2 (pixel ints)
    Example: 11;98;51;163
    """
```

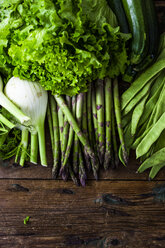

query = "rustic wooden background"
0;1;165;247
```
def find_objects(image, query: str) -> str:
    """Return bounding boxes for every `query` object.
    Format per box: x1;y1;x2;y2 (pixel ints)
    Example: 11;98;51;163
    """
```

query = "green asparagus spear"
87;84;94;147
57;101;64;177
79;147;87;187
82;93;91;171
47;98;54;151
69;163;79;186
73;93;84;174
62;96;76;169
54;95;99;168
91;85;98;151
104;77;112;169
95;79;105;165
50;96;60;178
62;96;70;156
60;96;71;175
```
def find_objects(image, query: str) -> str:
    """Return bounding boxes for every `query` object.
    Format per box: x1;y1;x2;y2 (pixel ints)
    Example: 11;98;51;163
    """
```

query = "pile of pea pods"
121;33;165;179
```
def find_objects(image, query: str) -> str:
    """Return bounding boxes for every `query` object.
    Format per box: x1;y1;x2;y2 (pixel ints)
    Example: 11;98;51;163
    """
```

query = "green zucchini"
122;0;149;65
133;0;159;71
107;0;129;34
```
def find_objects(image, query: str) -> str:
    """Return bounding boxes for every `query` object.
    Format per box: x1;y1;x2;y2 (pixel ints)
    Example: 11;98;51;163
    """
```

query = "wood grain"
0;2;165;248
0;180;165;248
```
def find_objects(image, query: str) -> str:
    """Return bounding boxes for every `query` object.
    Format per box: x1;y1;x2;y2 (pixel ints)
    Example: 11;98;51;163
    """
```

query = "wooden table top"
0;1;165;248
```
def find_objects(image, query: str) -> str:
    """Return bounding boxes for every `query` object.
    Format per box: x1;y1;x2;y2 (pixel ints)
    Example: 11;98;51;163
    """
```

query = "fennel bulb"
5;77;48;166
0;76;30;125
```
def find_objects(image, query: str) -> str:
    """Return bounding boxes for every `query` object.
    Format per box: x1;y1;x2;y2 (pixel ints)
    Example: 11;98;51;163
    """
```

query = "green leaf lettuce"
0;0;130;95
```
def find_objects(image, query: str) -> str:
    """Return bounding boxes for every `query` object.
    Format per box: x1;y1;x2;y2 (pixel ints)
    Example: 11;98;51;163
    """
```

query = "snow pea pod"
131;125;152;149
145;99;159;129
121;59;165;110
153;79;165;124
123;124;133;152
144;90;163;129
153;130;165;153
144;81;165;129
136;112;165;158
138;71;165;127
122;79;151;116
131;93;149;136
118;144;126;166
138;147;165;173
122;111;132;129
148;70;163;97
114;78;128;165
149;163;165;179
139;144;155;163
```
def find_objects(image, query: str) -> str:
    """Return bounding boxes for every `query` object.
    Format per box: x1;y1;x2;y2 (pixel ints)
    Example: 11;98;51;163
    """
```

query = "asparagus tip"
59;166;64;176
73;162;78;175
103;152;111;170
84;154;91;171
69;166;80;186
61;172;68;181
73;177;80;186
123;150;129;166
52;167;58;179
93;170;98;180
80;177;86;187
61;167;69;181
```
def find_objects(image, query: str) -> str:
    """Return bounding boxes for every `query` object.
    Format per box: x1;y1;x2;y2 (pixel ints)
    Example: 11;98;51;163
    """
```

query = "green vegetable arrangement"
122;34;165;179
0;0;162;185
48;78;128;185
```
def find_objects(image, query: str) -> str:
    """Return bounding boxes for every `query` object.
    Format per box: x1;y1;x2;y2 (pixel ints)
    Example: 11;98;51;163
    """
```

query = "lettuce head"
0;0;130;95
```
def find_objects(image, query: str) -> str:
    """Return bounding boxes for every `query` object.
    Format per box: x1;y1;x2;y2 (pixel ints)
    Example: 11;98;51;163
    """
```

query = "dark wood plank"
0;2;164;248
1;152;165;180
0;179;165;247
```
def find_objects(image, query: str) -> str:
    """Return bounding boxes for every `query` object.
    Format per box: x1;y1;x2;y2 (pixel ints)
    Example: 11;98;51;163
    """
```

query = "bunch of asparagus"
47;77;128;186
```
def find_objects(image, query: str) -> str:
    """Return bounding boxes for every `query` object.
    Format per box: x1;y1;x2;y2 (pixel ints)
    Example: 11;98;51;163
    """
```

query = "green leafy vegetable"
0;0;130;96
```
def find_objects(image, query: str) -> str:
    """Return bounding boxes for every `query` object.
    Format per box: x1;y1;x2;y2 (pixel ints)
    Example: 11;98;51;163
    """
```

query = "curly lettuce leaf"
0;0;130;95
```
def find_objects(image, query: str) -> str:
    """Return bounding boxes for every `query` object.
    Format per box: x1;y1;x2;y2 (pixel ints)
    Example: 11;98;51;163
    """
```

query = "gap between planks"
0;178;165;182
